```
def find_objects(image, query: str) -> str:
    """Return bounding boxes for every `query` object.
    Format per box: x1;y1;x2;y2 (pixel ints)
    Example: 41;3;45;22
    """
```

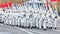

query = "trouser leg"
32;20;36;27
53;19;57;29
39;21;42;29
4;17;6;24
47;20;53;29
36;19;39;28
15;18;18;26
21;19;24;27
43;21;47;30
30;21;33;28
24;20;26;28
17;19;20;27
26;19;29;28
6;17;8;25
9;18;11;25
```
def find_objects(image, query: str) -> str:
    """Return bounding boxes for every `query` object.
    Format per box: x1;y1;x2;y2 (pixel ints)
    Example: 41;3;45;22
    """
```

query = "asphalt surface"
0;19;60;34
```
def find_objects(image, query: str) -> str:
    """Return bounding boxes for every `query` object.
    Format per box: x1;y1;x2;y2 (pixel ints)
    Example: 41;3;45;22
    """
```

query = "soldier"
43;13;48;30
13;13;17;26
26;11;32;28
6;12;9;25
50;6;58;29
29;11;34;28
35;11;39;29
21;11;26;28
47;14;53;29
23;14;26;28
52;12;58;29
3;12;8;25
17;12;21;27
38;13;43;29
0;10;4;23
8;13;13;25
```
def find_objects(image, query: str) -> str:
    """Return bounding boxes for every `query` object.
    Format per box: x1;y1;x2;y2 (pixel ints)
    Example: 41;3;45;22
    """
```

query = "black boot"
41;26;43;28
37;27;39;29
46;27;48;28
21;26;24;28
44;29;47;31
54;28;57;29
28;26;30;28
49;27;52;29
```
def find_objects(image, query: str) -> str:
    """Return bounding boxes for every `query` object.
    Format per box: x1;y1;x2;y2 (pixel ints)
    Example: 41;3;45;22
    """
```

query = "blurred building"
0;0;24;4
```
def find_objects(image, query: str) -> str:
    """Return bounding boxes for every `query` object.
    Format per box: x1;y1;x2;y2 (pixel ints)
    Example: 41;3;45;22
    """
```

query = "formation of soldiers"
0;3;59;31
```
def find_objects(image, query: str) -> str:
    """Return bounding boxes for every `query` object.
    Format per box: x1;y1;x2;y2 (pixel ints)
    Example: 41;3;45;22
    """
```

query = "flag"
0;4;1;8
9;2;12;7
5;3;9;8
51;0;56;2
1;4;5;8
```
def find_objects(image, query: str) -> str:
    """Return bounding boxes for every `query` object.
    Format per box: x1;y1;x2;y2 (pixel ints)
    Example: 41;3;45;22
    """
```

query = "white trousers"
36;18;39;28
23;18;26;27
26;18;30;27
53;19;57;28
39;20;42;29
47;19;53;27
17;18;21;26
43;20;47;29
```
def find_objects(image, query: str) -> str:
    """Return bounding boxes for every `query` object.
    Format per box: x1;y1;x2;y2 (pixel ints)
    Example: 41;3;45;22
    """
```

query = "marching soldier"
50;6;58;29
3;12;8;25
13;13;18;26
38;13;43;29
35;11;39;29
26;11;32;28
29;11;34;28
43;13;48;30
8;13;13;25
23;14;26;28
47;14;53;29
21;11;26;28
0;10;4;23
52;11;58;29
17;12;21;27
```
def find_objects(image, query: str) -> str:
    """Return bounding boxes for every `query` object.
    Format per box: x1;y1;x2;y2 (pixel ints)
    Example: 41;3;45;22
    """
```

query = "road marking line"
25;29;47;34
16;27;33;34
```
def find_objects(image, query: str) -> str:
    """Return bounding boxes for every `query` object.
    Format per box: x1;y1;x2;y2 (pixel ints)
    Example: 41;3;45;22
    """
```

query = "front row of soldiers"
0;10;58;30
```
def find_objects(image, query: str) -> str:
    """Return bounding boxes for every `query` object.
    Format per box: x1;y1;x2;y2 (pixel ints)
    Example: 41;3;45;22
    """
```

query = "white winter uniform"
43;14;48;29
6;13;9;25
38;13;43;29
22;17;26;27
17;13;21;26
3;13;8;25
0;11;4;23
52;13;58;28
2;12;5;23
26;11;32;27
12;13;17;25
48;15;53;28
21;11;26;27
46;6;53;28
8;13;13;25
35;12;39;28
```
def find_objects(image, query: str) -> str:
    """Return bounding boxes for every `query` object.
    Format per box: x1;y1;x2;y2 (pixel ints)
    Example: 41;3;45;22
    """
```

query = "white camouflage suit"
38;13;43;29
26;11;32;28
43;13;48;29
35;11;39;28
21;11;26;27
